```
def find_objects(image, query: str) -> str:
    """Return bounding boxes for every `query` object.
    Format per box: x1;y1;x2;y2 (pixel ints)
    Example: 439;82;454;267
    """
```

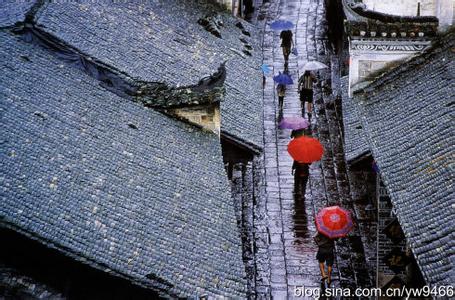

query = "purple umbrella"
279;117;310;130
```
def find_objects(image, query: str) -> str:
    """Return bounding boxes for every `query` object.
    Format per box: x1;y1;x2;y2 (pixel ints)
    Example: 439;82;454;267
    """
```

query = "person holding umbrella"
298;61;328;121
273;72;293;111
287;133;324;198
315;206;354;285
277;83;286;111
292;159;310;197
270;20;294;63
298;70;317;121
261;64;271;88
314;232;335;285
280;30;294;63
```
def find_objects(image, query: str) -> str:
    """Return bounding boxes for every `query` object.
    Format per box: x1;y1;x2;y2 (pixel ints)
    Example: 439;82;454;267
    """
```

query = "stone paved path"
255;0;373;298
259;0;344;299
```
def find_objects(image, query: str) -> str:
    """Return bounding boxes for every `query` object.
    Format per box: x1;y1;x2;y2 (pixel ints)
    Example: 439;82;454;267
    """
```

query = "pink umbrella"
316;206;354;238
279;117;310;130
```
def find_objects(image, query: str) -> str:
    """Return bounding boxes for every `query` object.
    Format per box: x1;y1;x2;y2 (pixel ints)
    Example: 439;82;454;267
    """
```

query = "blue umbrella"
270;20;294;31
273;72;293;85
261;64;271;76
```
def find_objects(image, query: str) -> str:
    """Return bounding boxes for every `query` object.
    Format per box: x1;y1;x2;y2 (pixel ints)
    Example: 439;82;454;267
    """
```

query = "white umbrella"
301;61;328;71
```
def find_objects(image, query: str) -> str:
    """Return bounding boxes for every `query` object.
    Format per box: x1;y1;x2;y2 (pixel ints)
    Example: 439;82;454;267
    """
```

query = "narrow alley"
1;0;453;299
255;0;370;298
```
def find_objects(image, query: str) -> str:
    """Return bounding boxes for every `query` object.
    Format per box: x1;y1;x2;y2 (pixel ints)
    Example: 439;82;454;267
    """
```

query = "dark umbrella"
273;72;293;85
270;20;294;31
316;206;354;238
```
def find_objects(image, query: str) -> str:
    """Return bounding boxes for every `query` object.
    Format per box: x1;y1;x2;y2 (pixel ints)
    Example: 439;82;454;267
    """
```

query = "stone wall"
346;162;378;287
377;179;407;287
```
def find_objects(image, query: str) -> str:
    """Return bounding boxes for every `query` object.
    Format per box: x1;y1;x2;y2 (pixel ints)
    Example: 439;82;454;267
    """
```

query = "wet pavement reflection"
258;0;344;298
255;0;374;296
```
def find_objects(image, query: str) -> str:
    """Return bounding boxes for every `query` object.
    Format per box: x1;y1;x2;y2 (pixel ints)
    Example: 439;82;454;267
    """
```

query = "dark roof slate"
0;0;37;28
353;31;455;286
33;0;263;149
341;76;370;163
0;32;247;298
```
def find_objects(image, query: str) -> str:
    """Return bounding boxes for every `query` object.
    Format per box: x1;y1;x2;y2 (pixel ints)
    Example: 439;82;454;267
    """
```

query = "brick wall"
170;103;221;135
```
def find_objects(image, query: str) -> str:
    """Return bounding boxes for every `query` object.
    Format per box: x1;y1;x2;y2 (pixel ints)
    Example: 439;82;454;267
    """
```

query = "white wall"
349;53;412;95
213;0;234;12
348;40;432;95
362;0;455;29
436;0;455;30
362;0;436;16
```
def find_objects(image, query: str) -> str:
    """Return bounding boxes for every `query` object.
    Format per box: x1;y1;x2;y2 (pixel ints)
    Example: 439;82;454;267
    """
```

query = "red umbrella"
316;206;354;238
287;136;324;163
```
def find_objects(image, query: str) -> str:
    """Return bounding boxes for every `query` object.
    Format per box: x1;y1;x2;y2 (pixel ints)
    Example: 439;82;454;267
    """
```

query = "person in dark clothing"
298;70;317;121
276;83;286;111
290;129;305;138
315;233;335;285
280;30;293;62
243;0;254;18
292;160;310;197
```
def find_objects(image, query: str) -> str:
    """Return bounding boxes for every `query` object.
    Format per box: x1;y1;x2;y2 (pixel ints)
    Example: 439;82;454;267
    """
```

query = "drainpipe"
238;0;243;17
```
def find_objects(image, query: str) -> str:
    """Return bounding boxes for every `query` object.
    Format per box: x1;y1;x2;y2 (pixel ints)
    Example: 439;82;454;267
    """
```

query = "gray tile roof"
33;0;263;149
0;32;247;298
341;76;370;164
353;31;455;286
0;0;37;28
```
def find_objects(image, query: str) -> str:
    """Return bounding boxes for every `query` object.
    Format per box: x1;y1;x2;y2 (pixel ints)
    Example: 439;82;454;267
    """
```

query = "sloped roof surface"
0;32;247;298
0;0;36;27
354;31;455;286
341;76;370;163
34;0;263;148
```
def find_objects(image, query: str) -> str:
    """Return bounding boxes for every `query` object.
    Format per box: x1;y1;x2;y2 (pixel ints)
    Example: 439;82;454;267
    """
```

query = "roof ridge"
354;28;455;95
13;21;226;109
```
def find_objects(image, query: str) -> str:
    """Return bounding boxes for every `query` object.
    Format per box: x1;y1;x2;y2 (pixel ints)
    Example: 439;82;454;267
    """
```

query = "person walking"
298;70;317;121
277;83;286;111
314;232;335;285
292;160;310;198
280;30;294;63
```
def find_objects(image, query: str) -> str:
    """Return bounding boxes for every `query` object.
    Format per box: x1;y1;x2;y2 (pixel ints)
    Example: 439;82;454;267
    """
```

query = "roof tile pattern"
0;32;247;298
341;76;370;163
354;32;455;286
0;0;37;28
34;0;263;148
